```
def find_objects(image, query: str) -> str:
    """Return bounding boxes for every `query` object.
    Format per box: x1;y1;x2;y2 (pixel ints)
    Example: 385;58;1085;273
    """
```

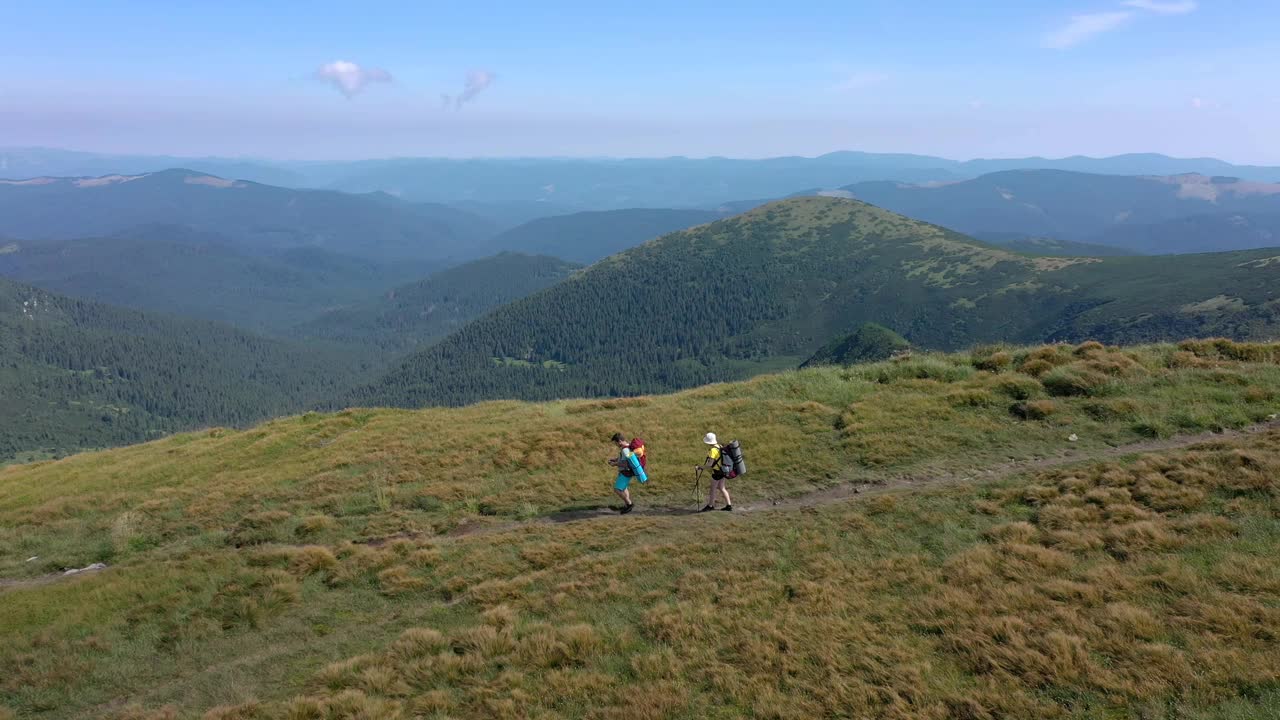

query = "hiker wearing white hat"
694;432;734;512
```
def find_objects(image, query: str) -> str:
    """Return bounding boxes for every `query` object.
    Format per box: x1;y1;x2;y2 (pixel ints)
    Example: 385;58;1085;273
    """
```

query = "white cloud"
1190;97;1203;109
1122;0;1198;14
969;100;985;110
1044;1;1198;50
315;60;392;98
1043;11;1135;49
441;69;497;110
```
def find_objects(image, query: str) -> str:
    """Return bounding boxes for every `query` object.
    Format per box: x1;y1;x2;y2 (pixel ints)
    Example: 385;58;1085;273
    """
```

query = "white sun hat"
703;432;718;445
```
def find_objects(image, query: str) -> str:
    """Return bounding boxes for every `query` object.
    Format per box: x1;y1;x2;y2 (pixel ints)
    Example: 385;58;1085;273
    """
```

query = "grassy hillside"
0;170;494;263
482;209;723;263
296;253;581;354
2;340;1279;718
842;171;1280;248
353;196;1280;407
979;234;1140;257
0;278;362;462
0;228;426;334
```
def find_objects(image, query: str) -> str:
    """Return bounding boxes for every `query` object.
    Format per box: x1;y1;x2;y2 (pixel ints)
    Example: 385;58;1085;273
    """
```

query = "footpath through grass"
1;340;1279;718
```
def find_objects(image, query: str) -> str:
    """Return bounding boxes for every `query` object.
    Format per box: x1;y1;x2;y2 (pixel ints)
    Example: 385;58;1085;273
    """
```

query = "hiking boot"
620;503;634;515
700;505;715;513
721;505;733;512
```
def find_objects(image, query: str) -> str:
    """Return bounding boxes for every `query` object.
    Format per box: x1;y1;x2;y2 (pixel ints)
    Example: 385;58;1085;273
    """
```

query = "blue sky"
3;0;1278;161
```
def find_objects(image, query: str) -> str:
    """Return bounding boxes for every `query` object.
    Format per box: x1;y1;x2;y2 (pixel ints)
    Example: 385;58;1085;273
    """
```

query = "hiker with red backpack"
696;432;745;512
608;432;648;514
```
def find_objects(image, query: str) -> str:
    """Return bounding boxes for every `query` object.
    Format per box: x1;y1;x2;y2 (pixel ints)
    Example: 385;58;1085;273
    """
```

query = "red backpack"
629;438;647;470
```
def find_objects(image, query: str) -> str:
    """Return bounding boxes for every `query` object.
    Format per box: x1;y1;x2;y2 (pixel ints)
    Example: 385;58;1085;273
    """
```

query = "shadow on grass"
546;504;704;522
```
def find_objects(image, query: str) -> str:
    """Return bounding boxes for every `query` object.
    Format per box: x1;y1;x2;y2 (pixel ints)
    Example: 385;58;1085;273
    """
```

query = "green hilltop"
800;322;911;367
353;196;1280;408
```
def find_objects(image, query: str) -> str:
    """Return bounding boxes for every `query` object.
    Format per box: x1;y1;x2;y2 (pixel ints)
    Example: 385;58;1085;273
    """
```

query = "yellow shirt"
707;446;721;463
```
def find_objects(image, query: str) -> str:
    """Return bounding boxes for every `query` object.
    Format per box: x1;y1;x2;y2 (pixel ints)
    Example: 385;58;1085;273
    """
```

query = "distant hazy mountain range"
481;208;726;263
6;147;1279;210
839;171;1280;254
1090;213;1280;255
0;147;308;187
0;168;495;263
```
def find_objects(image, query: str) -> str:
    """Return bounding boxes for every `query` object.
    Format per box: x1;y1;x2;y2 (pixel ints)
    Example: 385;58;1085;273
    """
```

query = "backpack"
629;438;647;470
722;439;747;477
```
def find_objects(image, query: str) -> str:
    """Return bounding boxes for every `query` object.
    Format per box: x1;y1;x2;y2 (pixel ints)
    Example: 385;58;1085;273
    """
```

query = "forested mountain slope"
0;278;358;461
0;227;422;334
983;235;1139;257
351;196;1280;407
1089;212;1280;255
297;253;581;354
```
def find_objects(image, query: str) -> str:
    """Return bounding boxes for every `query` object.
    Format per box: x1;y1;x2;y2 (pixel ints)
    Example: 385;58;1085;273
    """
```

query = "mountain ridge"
351;196;1280;408
0;169;496;263
0;226;426;334
10;147;1280;209
840;170;1280;251
481;208;725;263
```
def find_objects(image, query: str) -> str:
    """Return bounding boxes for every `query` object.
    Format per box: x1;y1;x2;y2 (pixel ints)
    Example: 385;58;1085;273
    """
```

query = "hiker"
609;432;647;514
696;432;735;512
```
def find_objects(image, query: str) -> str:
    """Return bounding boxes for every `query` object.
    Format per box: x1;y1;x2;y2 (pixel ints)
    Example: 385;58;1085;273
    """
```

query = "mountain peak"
727;195;1040;266
0;168;249;189
136;168;250;188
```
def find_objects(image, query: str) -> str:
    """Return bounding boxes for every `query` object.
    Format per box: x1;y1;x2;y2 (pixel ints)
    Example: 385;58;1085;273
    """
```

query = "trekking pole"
693;466;704;505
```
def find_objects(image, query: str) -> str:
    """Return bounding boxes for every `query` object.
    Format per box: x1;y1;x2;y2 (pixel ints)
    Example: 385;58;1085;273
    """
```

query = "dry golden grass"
146;427;1278;719
1;341;1279;718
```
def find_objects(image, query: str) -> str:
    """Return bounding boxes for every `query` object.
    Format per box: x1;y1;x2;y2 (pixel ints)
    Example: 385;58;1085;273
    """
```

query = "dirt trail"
453;420;1280;535
7;422;1277;590
0;563;107;593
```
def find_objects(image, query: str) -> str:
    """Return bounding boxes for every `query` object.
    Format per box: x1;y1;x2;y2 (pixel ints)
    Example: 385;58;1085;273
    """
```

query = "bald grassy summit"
354;196;1280;407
